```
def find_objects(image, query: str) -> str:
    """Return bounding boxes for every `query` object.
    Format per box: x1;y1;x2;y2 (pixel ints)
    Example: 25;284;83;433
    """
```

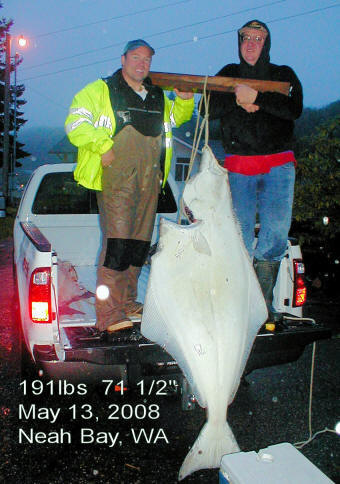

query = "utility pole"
2;33;11;202
10;52;20;204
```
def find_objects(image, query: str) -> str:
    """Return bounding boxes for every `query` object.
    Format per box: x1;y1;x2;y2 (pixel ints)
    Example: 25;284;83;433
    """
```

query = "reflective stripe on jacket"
65;79;194;191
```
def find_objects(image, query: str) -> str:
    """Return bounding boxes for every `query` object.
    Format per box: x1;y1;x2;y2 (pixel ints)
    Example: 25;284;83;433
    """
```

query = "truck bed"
55;262;331;378
59;265;97;328
58;264;149;328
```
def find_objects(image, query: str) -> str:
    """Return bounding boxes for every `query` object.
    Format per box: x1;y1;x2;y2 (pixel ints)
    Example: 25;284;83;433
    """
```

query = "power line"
27;85;67;111
22;0;286;72
32;0;193;38
155;3;340;49
21;3;340;83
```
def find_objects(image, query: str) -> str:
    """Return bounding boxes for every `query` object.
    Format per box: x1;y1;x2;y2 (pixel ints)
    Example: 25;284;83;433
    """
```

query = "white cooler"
219;442;334;483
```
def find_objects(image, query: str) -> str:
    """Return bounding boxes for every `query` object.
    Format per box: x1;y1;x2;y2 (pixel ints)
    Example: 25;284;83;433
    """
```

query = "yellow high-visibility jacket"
65;77;194;191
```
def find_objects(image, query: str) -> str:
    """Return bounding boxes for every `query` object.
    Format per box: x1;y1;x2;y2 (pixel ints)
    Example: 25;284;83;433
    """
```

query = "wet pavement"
0;238;339;483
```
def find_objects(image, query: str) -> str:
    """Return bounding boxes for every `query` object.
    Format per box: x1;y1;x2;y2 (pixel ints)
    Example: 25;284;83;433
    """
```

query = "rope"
294;341;337;449
178;76;211;222
186;76;210;181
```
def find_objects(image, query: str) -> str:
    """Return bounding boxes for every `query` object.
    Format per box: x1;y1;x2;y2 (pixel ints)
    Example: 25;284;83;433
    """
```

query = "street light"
18;35;27;48
2;33;27;202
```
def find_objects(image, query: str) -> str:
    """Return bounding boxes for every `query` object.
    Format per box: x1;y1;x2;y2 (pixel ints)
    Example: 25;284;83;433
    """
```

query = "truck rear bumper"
33;335;180;384
33;319;332;383
245;318;332;374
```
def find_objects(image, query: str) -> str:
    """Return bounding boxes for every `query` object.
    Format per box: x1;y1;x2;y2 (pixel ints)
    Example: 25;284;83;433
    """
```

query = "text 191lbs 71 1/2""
19;379;179;396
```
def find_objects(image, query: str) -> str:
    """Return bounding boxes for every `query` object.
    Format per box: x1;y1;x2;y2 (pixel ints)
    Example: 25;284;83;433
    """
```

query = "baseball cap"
239;20;268;36
122;39;155;55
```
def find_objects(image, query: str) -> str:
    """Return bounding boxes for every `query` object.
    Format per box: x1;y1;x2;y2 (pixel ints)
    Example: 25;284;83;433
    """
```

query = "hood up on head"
238;19;271;79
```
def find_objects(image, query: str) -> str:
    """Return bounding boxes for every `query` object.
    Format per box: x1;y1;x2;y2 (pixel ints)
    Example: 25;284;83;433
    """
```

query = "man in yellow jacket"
65;39;194;335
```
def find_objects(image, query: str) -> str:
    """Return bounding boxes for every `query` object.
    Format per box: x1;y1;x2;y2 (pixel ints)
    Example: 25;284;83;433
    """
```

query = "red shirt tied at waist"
224;151;296;176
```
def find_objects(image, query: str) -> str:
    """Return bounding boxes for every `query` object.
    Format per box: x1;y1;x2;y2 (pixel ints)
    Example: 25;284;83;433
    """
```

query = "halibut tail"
178;420;240;481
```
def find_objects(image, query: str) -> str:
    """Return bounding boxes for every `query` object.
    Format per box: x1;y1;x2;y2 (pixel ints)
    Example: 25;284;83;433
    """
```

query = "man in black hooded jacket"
207;20;303;323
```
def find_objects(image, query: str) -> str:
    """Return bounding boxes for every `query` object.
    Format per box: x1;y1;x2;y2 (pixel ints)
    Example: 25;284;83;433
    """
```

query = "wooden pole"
2;33;11;202
149;71;291;96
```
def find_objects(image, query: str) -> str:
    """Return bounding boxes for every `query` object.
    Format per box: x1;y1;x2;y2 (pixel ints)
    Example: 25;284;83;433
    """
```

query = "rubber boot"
254;259;282;324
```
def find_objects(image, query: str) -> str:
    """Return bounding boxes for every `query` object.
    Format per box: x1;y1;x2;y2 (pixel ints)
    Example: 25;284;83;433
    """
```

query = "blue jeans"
228;163;295;261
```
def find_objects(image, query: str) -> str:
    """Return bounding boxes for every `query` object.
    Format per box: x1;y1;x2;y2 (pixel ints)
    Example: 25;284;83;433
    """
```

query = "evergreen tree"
293;116;340;244
0;2;30;171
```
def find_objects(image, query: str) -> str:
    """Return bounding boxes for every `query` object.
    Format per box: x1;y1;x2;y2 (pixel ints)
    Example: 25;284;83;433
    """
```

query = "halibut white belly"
141;145;267;480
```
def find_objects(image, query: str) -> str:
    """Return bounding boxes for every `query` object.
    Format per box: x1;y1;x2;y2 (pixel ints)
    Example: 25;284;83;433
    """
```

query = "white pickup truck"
13;163;330;393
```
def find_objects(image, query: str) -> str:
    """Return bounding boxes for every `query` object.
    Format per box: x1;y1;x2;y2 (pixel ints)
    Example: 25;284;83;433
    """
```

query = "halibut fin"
178;420;240;481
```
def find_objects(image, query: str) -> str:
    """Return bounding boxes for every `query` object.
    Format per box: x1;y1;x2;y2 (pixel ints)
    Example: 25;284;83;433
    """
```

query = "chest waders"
96;76;164;332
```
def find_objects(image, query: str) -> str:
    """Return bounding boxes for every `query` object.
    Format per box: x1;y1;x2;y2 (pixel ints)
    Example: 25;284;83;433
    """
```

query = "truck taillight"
29;268;52;323
293;259;307;307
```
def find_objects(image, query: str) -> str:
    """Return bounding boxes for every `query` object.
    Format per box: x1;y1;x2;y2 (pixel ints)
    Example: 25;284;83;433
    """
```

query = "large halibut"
141;145;267;480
